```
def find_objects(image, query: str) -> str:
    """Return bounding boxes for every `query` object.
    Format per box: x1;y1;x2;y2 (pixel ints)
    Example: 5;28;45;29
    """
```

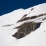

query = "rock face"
12;13;46;39
17;13;46;23
12;22;41;39
12;4;46;39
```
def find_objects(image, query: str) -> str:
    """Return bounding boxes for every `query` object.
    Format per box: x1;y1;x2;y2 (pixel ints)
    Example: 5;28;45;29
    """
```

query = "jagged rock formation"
13;21;41;39
12;13;46;39
17;13;46;23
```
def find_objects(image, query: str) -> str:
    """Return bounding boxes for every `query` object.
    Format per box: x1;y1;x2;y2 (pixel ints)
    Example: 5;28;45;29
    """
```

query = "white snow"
0;3;46;46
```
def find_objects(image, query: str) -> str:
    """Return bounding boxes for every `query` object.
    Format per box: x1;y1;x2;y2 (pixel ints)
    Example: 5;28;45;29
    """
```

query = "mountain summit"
0;3;46;46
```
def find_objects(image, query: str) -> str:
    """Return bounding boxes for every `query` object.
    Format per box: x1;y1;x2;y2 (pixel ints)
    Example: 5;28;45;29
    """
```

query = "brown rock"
12;22;41;39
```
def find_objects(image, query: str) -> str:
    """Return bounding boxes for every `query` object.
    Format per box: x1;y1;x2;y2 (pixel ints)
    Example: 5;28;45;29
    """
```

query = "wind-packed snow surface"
0;3;46;46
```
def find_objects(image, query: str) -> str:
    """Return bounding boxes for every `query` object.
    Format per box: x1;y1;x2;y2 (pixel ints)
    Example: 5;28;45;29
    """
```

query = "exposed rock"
12;22;41;39
17;16;37;23
21;14;27;19
13;13;46;39
17;13;46;23
2;24;13;27
31;8;34;11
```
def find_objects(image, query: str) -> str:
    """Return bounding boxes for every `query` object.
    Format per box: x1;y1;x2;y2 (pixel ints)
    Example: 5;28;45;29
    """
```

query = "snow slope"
0;3;46;46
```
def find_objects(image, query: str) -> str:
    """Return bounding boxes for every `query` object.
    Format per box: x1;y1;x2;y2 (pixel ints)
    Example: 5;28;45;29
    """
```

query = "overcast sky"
0;0;46;16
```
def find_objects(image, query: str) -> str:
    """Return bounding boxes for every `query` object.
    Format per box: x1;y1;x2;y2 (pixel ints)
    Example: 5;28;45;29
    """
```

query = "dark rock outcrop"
17;13;46;23
12;13;46;39
12;22;41;39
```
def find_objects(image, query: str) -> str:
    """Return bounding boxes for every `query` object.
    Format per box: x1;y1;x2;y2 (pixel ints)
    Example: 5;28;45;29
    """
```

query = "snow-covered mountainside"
0;3;46;46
